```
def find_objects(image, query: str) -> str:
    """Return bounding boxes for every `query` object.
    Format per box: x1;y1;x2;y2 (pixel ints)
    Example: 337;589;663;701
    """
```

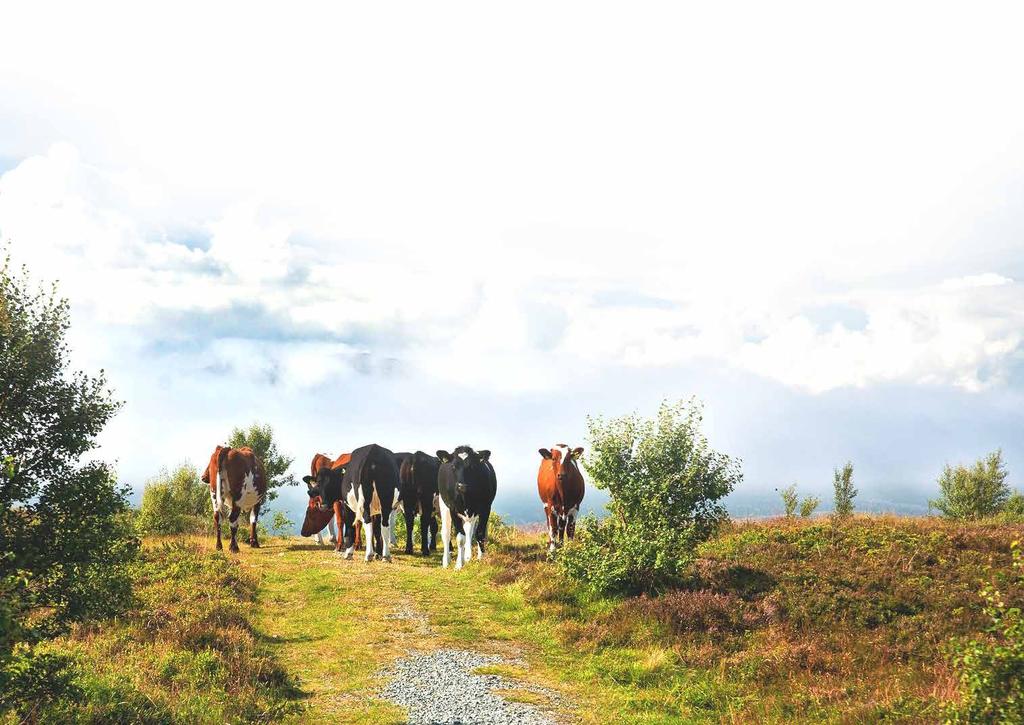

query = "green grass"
21;515;1023;723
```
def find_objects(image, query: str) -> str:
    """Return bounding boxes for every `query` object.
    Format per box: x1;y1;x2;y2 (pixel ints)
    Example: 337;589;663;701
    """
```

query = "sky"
2;2;1024;525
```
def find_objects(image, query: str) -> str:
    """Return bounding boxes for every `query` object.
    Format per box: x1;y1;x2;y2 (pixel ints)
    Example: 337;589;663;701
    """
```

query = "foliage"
492;515;1024;722
270;510;295;536
20;542;300;723
998;492;1024;523
832;461;857;519
779;484;798;517
931;450;1011;520
799;495;820;518
138;463;210;535
946;540;1024;724
226;422;295;501
559;398;741;595
0;257;138;658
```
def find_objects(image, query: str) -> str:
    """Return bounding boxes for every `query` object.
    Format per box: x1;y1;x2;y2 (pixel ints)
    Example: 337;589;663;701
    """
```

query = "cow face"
302;465;346;510
539;445;583;484
437;447;490;500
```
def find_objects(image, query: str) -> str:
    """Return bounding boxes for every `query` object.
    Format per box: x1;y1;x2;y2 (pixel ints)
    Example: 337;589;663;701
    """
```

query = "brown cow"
201;445;267;552
537;444;585;552
301;452;366;552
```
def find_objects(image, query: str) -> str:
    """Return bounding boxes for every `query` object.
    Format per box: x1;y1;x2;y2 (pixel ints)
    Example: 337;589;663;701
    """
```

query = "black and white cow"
395;451;440;555
436;446;496;569
303;443;400;562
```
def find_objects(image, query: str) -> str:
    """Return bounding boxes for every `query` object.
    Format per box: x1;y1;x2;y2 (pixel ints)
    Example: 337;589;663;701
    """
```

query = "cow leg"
429;513;438;552
211;490;223;550
404;499;417;555
389;509;398;547
476;507;490;560
461;516;477;567
438;499;453;568
228;505;241;553
372;515;383;558
360;480;375;562
379;492;393;562
454;515;468;570
328;512;338;544
341;506;356;559
249;503;261;548
545;506;558;552
567;506;578;540
557;513;567;546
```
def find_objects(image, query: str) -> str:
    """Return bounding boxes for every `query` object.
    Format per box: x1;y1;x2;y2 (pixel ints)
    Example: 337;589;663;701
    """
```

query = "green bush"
779;484;798;517
139;463;211;535
998;493;1024;523
269;510;294;536
947;540;1024;724
0;256;138;710
931;450;1011;520
799;495;820;518
559;398;741;595
833;461;857;519
226;422;295;502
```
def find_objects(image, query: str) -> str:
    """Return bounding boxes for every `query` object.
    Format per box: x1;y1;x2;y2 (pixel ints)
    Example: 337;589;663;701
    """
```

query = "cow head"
302;464;346;510
201;445;227;486
538;444;583;484
437;446;491;498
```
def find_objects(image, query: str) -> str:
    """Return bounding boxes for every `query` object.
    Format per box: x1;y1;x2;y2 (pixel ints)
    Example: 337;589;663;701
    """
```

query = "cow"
302;453;339;546
436;446;496;569
395;451;440;555
304;443;400;561
201;445;267;552
537;444;585;551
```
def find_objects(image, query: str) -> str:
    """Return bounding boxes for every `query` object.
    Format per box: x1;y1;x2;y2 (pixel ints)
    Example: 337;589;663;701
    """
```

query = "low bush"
19;542;300;723
559;398;741;595
946;540;1024;724
138;463;210;535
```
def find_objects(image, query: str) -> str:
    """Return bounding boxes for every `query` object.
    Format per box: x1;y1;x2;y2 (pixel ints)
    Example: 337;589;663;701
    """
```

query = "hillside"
25;516;1023;723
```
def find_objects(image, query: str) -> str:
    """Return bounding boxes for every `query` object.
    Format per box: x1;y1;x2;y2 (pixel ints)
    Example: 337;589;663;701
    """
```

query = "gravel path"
380;649;558;725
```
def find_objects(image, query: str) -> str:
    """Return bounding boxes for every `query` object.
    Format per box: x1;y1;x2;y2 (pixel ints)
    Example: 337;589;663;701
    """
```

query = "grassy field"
25;515;1023;723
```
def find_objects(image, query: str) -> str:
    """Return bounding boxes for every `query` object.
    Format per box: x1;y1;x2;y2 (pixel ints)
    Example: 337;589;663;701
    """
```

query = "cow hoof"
405;547;413;555
216;542;223;551
250;540;260;548
229;544;240;553
344;551;354;560
383;554;392;562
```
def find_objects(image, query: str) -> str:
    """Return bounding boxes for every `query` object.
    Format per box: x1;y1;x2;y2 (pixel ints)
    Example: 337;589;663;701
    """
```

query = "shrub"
947;540;1024;723
0;255;138;718
559;398;742;595
269;510;294;536
138;463;210;535
779;484;798;517
226;422;295;502
998;493;1024;523
931;450;1011;520
833;461;857;519
799;495;820;518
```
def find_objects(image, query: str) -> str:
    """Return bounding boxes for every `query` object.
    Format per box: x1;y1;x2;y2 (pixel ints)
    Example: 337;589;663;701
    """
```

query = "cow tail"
215;447;229;513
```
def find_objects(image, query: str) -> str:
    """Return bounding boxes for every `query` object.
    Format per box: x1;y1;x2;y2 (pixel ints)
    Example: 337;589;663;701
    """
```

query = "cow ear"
478;450;491;462
436;450;451;463
572;447;584;458
201;469;210;483
302;475;314;485
538;448;552;459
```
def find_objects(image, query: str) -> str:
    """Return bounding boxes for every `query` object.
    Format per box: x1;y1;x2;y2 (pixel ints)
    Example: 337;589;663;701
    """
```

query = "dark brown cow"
301;452;360;551
537;444;585;551
201;445;267;552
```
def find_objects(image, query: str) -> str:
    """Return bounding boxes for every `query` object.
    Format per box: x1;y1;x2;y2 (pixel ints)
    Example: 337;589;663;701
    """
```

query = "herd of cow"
200;442;587;568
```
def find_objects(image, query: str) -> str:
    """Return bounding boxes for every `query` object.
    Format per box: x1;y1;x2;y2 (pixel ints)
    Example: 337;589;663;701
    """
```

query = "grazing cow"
395;451;440;555
537;444;585;551
201;445;267;552
302;452;365;550
304;443;400;561
436;446;496;569
302;454;338;546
